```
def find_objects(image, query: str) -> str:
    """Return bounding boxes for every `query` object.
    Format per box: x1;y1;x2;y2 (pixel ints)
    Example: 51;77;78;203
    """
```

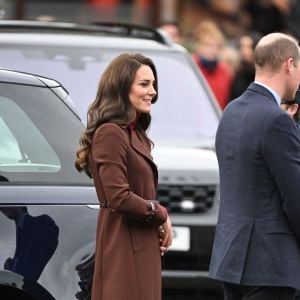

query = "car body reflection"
0;207;59;281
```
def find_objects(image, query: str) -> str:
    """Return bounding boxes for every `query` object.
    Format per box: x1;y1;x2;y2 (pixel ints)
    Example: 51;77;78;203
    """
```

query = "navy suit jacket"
209;83;300;289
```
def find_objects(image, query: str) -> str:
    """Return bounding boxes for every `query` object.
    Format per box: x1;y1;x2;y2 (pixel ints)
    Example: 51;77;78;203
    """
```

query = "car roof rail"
0;20;81;30
0;20;172;46
90;22;172;46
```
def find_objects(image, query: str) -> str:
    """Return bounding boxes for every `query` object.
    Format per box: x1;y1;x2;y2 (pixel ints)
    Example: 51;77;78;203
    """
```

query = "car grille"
157;184;216;213
162;252;211;271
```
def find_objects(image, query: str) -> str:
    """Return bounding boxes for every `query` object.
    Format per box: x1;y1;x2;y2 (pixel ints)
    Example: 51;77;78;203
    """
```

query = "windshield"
0;44;219;148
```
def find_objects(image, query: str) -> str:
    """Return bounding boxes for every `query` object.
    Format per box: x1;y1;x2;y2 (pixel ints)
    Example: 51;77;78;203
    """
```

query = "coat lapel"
129;130;153;161
128;129;158;186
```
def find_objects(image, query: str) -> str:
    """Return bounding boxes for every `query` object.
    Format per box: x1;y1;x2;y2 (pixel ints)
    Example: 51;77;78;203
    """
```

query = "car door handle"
86;205;100;210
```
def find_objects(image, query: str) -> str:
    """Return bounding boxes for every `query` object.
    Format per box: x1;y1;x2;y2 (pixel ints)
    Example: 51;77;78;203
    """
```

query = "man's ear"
283;57;295;74
285;57;295;74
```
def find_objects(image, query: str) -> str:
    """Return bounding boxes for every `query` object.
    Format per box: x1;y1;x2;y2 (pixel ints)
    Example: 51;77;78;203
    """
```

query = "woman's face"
129;65;156;113
197;36;222;61
239;35;254;64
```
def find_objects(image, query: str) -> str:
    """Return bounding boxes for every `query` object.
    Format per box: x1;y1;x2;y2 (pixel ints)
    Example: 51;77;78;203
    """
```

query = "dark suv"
0;69;98;299
0;21;222;299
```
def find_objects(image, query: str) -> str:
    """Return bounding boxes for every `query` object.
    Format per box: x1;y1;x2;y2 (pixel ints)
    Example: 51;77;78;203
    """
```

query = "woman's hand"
158;216;173;256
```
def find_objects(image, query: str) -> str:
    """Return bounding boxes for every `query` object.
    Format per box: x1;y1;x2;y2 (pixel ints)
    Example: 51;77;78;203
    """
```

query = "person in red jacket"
193;20;233;110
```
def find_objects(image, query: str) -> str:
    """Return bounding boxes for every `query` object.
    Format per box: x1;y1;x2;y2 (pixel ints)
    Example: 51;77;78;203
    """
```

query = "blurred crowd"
159;0;300;111
8;0;300;111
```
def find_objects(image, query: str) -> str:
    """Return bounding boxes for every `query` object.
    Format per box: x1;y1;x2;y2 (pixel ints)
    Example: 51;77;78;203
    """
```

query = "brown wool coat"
89;123;167;300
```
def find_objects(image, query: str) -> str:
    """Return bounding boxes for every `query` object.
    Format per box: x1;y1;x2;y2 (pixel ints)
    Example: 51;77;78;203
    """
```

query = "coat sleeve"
91;124;167;226
262;113;300;241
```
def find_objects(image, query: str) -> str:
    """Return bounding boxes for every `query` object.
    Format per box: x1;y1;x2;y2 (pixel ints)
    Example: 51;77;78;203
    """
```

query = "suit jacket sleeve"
263;113;300;241
91;124;167;226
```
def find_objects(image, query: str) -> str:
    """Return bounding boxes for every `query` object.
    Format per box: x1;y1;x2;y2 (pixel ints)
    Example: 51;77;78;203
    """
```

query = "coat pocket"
129;222;149;253
264;221;292;234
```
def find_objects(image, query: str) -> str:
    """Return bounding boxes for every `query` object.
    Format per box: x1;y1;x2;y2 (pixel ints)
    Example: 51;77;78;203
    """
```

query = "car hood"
152;146;219;185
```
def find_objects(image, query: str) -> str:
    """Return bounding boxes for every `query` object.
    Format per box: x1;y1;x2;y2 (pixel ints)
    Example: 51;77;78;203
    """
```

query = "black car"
0;69;98;299
0;21;222;299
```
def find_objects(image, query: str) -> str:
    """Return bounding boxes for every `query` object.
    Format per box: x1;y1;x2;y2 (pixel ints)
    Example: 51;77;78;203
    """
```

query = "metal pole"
15;0;25;19
159;0;177;23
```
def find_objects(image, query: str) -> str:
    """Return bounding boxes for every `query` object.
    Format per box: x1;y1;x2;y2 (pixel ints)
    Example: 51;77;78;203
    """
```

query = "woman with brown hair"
75;53;172;300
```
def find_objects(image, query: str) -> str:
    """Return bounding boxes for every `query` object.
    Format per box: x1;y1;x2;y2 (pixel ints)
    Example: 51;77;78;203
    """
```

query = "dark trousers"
222;282;296;300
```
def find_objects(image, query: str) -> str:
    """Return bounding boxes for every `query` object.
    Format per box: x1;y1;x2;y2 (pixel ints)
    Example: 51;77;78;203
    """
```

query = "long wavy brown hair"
75;53;158;178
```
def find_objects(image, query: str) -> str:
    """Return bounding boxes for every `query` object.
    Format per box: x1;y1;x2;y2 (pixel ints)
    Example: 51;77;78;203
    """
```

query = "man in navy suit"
209;32;300;299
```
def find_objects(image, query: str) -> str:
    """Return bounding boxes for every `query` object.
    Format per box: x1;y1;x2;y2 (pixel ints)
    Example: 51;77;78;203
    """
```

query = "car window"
0;115;22;163
0;82;92;185
149;55;219;147
0;96;61;172
0;44;219;148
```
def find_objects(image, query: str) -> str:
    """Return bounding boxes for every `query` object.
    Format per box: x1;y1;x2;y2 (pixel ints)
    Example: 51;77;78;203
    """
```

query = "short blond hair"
194;20;225;46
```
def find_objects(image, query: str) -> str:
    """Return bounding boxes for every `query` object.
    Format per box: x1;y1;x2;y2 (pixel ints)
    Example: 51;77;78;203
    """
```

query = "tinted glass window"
0;116;22;163
0;96;60;172
0;44;219;148
0;82;92;185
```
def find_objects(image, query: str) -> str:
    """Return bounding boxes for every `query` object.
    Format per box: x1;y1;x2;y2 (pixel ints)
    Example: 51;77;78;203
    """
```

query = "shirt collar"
254;81;281;106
